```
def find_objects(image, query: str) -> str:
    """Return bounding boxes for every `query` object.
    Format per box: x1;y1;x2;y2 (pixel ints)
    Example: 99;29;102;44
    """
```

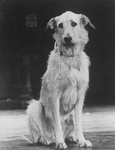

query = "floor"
0;106;115;150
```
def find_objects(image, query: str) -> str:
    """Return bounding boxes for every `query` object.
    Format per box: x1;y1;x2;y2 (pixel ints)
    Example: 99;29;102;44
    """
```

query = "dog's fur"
27;11;95;149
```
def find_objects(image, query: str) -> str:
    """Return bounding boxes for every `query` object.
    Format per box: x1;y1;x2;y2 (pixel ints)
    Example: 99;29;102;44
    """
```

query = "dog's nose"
64;37;72;43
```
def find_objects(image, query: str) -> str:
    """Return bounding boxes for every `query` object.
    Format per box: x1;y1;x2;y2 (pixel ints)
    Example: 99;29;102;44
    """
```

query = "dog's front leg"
53;98;67;149
74;93;92;147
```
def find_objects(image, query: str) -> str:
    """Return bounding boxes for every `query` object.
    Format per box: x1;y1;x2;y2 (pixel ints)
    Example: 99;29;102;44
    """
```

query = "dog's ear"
46;18;57;30
80;14;95;29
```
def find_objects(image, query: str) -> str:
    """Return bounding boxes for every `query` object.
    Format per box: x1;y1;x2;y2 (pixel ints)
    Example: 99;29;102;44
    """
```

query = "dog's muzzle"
60;37;77;57
63;36;75;48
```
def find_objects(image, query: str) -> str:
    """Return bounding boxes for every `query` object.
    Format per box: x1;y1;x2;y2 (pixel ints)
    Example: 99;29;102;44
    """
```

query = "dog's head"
47;11;95;57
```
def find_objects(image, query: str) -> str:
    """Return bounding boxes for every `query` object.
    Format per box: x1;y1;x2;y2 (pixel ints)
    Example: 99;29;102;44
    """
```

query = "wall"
0;0;115;105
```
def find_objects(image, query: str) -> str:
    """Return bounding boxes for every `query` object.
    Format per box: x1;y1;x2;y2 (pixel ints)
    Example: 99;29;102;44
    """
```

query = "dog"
26;11;95;149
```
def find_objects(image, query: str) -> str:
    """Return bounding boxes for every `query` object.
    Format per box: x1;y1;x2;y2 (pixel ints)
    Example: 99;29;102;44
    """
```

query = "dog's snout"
64;37;72;43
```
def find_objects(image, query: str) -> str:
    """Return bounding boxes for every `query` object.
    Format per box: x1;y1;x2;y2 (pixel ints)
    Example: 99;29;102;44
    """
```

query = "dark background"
0;0;115;106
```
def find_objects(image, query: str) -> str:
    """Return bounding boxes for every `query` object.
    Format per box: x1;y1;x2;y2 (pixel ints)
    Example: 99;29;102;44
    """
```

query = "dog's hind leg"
27;100;52;145
26;100;43;143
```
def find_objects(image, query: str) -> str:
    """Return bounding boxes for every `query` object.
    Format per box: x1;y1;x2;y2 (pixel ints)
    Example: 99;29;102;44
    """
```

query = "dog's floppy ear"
46;18;57;30
80;14;95;29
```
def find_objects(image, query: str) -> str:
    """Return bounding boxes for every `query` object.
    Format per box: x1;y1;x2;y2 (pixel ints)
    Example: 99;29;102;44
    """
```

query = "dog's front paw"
56;141;67;149
77;138;92;147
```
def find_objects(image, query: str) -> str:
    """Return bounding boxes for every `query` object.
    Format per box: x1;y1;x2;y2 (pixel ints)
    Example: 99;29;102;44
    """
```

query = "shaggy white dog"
27;11;95;149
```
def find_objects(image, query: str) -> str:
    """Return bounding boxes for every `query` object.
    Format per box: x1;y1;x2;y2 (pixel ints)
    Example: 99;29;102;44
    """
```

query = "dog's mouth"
60;43;77;57
64;43;75;49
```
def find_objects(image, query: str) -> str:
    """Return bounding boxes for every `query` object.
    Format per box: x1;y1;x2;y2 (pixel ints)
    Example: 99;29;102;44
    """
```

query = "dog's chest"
59;67;79;115
59;64;79;89
48;51;89;115
59;57;89;115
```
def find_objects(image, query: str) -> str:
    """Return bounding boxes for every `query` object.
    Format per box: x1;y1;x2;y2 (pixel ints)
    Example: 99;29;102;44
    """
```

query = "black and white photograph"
0;0;115;150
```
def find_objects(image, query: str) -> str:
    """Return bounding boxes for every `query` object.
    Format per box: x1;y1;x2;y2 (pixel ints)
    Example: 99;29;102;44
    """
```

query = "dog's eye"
71;22;77;27
58;23;63;28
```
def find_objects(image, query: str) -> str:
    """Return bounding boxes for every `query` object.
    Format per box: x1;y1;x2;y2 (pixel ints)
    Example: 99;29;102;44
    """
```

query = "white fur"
27;11;93;149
